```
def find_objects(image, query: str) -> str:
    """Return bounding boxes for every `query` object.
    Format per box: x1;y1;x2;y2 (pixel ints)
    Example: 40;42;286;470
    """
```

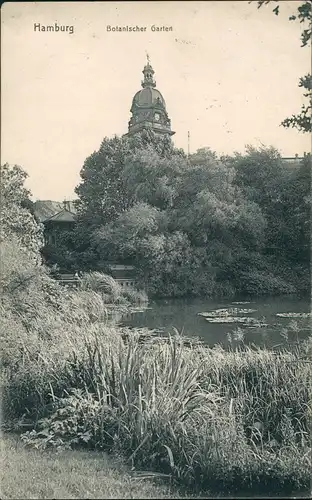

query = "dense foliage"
0;163;43;260
1;162;311;498
0;164;146;364
63;132;311;298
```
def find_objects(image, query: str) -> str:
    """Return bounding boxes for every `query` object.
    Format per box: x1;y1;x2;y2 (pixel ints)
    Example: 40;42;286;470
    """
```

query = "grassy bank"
2;157;310;498
1;261;311;498
1;433;178;499
2;325;311;497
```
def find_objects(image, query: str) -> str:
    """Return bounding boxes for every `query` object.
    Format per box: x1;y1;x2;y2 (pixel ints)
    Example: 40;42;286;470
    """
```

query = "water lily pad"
130;306;153;313
235;308;257;314
204;316;268;327
276;312;311;318
205;316;246;323
244;319;269;328
198;307;256;318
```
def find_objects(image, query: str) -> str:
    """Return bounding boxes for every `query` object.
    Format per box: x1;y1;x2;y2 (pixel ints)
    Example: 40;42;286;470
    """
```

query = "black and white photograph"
1;1;311;498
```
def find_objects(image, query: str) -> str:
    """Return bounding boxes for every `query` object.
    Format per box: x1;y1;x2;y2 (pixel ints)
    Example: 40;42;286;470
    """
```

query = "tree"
256;0;312;132
278;154;311;264
93;202;164;262
75;136;132;229
75;131;184;230
229;145;286;208
73;131;185;270
74;127;309;297
281;74;312;133
171;150;266;250
122;146;187;210
228;146;310;277
0;164;46;300
0;163;44;258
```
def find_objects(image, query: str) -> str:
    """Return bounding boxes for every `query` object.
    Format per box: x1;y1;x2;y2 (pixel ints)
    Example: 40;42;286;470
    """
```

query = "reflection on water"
119;295;311;348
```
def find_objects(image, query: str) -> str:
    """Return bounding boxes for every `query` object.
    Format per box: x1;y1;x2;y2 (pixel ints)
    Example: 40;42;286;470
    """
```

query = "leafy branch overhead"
281;74;312;133
256;0;312;132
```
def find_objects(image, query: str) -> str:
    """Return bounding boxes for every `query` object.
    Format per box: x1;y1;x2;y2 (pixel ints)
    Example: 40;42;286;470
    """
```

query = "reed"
3;326;310;496
1;266;310;496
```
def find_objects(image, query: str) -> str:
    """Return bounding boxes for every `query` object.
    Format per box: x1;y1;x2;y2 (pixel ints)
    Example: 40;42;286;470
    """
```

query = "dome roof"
126;57;175;137
131;87;166;110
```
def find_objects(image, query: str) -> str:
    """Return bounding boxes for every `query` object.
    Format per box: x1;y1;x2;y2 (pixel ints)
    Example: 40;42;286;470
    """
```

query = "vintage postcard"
1;1;311;499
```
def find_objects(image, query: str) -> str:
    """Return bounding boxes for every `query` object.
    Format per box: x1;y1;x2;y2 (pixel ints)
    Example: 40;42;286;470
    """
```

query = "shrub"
80;271;148;305
5;332;310;496
1;198;310;496
238;270;296;296
80;272;122;298
121;286;148;305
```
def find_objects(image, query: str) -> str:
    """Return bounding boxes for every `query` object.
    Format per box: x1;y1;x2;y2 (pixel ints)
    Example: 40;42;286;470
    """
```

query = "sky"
2;1;310;201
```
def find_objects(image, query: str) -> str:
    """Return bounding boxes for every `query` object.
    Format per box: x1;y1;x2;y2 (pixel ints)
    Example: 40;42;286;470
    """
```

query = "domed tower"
126;56;175;137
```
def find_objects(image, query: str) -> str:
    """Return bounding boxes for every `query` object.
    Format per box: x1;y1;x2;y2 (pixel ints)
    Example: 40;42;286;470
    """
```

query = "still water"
120;295;311;348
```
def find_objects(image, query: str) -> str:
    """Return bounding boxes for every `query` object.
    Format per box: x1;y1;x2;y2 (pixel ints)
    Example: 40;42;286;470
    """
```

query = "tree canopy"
65;131;310;298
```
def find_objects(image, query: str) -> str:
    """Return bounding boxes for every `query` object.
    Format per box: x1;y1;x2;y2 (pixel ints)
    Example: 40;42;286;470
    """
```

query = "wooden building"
33;200;76;246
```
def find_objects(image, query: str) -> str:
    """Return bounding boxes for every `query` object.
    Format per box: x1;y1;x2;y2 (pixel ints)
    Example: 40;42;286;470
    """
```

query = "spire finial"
142;54;156;88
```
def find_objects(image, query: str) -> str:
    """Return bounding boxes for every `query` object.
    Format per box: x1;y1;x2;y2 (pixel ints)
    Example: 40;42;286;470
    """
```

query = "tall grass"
1;257;311;496
3;326;311;496
80;272;148;306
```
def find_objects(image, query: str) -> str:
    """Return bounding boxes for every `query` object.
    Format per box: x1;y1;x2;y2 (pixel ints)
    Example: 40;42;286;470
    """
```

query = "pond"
119;295;311;348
